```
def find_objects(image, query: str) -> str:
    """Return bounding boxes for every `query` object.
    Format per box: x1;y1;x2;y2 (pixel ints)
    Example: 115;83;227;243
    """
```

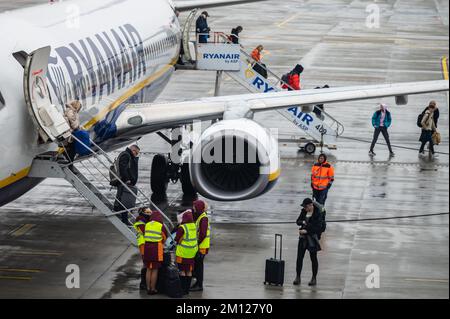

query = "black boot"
185;277;192;295
308;277;317;286
180;276;188;295
293;275;301;286
139;268;147;291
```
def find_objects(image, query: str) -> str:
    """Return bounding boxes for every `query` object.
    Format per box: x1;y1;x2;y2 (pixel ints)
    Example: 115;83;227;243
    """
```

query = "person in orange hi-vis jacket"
311;153;334;206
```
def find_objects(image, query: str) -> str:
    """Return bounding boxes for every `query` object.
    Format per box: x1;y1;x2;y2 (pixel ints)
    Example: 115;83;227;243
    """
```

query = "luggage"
157;263;183;298
72;129;91;156
119;185;138;210
281;72;290;86
253;62;268;79
264;234;285;286
432;131;441;145
162;249;172;267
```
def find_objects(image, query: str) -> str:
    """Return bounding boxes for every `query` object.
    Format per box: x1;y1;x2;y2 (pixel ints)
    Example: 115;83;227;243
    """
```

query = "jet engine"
189;119;280;201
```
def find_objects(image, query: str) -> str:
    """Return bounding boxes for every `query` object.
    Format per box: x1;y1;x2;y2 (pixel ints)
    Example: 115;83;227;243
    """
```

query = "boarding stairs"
177;10;344;150
28;136;174;246
220;41;345;148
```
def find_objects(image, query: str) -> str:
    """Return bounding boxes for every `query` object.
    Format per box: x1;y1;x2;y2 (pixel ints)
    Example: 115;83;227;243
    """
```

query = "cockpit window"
0;91;5;109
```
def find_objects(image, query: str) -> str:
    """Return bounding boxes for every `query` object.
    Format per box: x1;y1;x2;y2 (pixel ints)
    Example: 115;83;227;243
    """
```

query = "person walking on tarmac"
311;154;334;206
143;210;168;295
134;208;152;291
251;45;268;79
196;11;210;44
190;200;211;292
293;198;324;286
113;145;140;225
419;102;437;157
281;64;304;91
369;103;395;157
175;210;199;295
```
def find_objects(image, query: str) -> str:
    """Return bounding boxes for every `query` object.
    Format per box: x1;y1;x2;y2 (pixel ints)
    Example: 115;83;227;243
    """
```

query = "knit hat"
301;198;313;207
193;200;206;213
293;64;304;74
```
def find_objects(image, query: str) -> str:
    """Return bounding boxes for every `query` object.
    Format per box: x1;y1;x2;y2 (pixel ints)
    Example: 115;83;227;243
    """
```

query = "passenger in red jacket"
282;64;304;91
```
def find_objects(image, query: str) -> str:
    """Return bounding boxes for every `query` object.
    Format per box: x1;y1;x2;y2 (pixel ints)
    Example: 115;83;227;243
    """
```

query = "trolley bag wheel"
305;142;316;155
151;154;169;195
180;163;197;196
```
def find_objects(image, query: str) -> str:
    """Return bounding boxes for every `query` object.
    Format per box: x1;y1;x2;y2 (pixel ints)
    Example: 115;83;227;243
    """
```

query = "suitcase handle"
274;234;282;260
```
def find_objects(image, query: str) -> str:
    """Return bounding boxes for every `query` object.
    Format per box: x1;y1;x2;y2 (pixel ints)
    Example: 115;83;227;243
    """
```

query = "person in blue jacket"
369;103;395;157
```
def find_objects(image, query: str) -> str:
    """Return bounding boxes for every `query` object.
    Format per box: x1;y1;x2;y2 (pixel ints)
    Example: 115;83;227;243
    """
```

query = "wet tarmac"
0;0;448;299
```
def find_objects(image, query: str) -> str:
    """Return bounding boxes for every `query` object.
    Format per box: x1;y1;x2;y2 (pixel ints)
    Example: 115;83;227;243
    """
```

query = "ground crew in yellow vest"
190;200;211;292
133;207;152;291
174;210;199;295
143;210;168;295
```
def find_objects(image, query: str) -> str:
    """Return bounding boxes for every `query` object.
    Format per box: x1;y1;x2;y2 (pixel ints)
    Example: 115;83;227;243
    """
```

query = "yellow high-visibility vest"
144;221;163;243
133;220;146;247
196;212;211;250
176;223;198;259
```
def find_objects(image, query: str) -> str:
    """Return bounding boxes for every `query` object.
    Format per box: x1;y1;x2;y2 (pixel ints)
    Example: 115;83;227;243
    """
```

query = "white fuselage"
0;0;181;205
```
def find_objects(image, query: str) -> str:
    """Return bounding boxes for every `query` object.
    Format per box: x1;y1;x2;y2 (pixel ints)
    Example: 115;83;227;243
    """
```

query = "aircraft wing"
174;0;267;11
116;80;448;135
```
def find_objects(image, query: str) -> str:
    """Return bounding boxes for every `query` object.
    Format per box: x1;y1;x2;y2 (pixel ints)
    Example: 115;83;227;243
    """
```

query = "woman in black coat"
294;198;323;286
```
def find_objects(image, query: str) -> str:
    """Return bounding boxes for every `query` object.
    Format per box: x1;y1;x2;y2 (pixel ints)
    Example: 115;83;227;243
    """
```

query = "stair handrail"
68;134;174;229
217;32;346;137
80;158;141;221
69;153;140;225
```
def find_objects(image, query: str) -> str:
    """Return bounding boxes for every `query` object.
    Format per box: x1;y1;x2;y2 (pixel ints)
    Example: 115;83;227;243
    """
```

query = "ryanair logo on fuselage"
47;24;147;108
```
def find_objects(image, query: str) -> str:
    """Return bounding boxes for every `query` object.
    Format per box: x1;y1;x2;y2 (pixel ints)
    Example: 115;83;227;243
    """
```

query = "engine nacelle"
190;119;280;201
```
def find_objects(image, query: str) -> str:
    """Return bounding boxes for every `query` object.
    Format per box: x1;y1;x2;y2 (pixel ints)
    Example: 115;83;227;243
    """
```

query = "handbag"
432;131;441;145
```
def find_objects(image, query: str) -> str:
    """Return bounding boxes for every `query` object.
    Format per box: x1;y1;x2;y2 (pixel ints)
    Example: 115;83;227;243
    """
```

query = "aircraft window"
67;83;72;101
86;75;90;93
128;115;143;126
0;90;5;109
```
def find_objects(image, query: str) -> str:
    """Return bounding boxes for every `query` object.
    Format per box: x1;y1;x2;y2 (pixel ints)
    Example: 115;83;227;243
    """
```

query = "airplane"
0;0;448;206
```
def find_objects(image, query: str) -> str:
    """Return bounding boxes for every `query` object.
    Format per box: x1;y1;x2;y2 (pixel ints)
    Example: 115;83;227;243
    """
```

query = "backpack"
417;110;426;128
109;151;130;187
281;72;290;86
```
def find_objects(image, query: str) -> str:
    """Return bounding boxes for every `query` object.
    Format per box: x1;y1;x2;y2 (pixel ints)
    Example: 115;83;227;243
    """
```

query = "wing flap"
116;80;448;137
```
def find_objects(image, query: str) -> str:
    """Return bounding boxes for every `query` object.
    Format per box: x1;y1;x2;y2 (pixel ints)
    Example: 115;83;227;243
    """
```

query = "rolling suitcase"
72;129;91;156
119;185;138;210
264;234;285;286
157;264;183;298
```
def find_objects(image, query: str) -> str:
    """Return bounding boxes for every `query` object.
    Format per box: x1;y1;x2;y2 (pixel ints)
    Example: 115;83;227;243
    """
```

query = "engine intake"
190;119;280;201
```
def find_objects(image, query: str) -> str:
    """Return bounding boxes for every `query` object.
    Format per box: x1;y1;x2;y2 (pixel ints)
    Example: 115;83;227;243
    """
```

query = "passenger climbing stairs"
28;136;174;246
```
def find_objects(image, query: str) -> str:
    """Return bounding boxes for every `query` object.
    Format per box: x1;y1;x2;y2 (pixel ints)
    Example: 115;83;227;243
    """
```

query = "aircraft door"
23;46;71;143
181;9;198;62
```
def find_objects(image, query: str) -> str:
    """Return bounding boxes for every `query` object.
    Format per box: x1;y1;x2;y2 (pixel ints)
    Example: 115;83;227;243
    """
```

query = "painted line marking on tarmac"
0;275;32;281
276;12;301;28
8;224;36;237
442;56;449;107
404;278;449;284
0;268;42;273
9;250;63;257
442;56;449;80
